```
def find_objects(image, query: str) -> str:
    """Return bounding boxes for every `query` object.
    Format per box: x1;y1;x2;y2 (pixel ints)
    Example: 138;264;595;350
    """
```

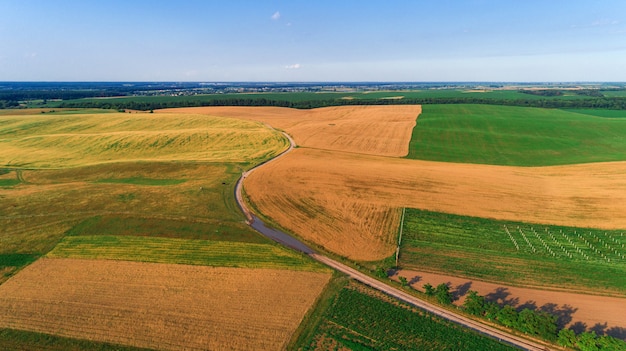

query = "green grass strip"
94;177;187;186
48;235;328;272
0;328;154;351
0;254;37;268
0;179;20;187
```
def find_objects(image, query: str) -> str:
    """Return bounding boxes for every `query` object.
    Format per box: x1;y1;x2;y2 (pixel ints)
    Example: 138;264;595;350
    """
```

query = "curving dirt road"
235;131;296;224
235;129;551;351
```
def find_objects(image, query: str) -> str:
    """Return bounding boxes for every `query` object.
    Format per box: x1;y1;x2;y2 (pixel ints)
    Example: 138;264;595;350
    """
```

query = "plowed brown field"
158;105;421;156
0;258;330;351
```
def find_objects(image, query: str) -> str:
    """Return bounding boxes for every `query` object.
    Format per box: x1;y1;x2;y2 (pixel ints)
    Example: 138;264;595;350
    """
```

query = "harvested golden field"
244;148;626;261
0;258;331;351
158;105;421;156
0;112;287;168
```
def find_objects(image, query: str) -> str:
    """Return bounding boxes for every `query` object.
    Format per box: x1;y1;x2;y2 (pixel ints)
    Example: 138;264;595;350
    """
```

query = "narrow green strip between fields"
0;328;154;351
94;177;187;186
0;179;20;187
0;254;38;268
47;235;329;272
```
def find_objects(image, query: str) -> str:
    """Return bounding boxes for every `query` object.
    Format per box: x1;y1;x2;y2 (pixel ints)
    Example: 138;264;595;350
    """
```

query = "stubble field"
242;146;626;262
0;111;288;168
159;105;421;157
0;258;330;351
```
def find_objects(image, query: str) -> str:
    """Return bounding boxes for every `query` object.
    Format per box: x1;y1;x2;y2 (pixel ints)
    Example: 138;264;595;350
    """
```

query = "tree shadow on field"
606;326;626;340
452;281;473;301
570;321;587;334
485;287;520;307
591;322;609;336
409;275;421;285
517;300;537;311
567;322;626;340
540;303;578;329
484;288;581;330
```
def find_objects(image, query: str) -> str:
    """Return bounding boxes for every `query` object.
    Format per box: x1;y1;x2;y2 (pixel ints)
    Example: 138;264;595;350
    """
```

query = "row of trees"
50;96;626;111
377;267;625;350
461;290;558;340
459;289;625;350
519;89;604;97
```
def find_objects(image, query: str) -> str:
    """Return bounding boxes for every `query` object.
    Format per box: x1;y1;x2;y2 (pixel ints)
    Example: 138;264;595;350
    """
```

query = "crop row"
399;208;626;292
299;286;515;351
504;225;625;263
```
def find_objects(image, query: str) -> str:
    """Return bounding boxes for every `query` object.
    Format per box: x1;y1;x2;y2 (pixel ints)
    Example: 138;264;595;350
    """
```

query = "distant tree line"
519;89;605;98
0;90;124;102
49;96;626;111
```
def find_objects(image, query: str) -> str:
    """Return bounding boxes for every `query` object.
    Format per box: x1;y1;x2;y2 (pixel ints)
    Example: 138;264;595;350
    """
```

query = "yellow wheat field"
244;148;626;260
158;105;421;157
0;258;331;351
0;112;288;168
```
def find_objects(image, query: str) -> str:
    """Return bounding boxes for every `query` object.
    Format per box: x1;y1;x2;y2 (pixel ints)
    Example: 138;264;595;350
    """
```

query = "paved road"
235;129;550;351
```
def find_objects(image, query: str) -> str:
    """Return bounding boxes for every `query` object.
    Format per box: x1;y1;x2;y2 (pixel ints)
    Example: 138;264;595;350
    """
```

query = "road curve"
235;130;296;224
234;128;550;351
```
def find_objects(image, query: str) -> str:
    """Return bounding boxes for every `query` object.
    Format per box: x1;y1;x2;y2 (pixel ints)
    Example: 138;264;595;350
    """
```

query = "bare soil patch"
0;258;330;351
394;269;626;338
158;105;421;157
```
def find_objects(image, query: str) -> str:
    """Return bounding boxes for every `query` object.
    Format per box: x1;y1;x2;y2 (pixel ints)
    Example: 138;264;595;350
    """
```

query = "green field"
564;109;626;118
407;104;626;166
399;209;626;294
0;329;153;351
47;235;328;271
295;281;516;351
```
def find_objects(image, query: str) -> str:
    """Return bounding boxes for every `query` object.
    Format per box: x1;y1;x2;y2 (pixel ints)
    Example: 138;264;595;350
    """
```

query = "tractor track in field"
235;129;551;351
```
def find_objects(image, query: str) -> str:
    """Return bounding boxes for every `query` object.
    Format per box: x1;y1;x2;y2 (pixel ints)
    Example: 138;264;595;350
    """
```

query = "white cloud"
271;11;280;20
285;63;301;69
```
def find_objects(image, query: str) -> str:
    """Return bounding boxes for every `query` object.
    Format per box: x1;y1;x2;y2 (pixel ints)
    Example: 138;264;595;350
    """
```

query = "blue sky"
1;0;626;81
